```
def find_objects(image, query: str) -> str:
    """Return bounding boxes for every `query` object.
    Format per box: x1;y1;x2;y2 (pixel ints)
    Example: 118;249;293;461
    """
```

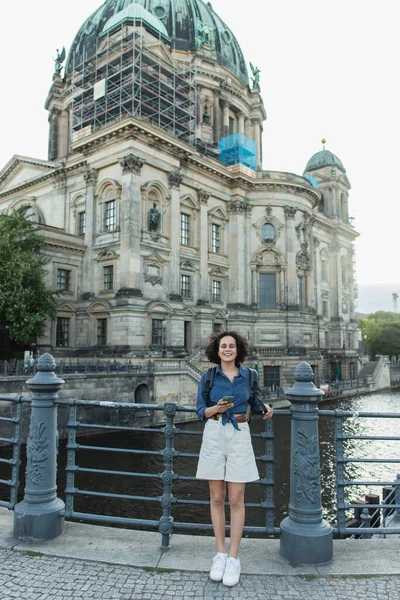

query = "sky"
1;0;399;312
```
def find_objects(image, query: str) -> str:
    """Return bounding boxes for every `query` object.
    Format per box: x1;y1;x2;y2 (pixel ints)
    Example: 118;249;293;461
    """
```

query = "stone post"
280;362;333;565
13;354;65;541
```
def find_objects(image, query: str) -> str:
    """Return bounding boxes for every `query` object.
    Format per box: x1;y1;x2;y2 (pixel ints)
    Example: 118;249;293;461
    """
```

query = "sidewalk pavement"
1;508;400;599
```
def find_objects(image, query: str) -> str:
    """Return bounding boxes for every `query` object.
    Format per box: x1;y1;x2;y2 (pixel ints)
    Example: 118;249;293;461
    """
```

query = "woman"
196;331;273;587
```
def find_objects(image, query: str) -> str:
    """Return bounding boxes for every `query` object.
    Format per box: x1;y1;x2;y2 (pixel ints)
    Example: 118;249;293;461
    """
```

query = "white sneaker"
222;556;241;587
209;552;227;582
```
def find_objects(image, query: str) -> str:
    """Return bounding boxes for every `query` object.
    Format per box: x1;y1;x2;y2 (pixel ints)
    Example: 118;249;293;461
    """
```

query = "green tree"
358;311;400;357
0;206;58;343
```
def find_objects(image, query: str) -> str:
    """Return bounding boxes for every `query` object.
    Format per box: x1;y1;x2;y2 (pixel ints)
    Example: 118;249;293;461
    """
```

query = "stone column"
227;199;251;304
14;354;65;541
252;119;261;168
118;153;145;294
168;170;183;297
48;110;59;161
198;189;210;302
238;113;245;135
59;110;69;158
213;93;221;143
280;362;333;565
284;206;298;309
82;166;98;295
222;102;229;137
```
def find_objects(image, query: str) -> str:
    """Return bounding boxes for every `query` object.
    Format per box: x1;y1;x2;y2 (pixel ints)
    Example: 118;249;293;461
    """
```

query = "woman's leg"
209;480;227;553
227;482;246;558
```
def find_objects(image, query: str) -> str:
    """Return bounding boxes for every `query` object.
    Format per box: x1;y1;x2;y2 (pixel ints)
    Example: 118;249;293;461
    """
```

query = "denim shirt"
196;365;264;430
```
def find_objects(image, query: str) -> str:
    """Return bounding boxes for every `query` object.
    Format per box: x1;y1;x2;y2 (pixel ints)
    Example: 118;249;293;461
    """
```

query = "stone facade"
0;1;359;390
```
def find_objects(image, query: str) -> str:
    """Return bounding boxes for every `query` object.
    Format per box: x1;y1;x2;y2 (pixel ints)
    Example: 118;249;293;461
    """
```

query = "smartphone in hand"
221;396;234;404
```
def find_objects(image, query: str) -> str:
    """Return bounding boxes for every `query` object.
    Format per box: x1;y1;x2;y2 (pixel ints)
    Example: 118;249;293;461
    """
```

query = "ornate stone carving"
144;266;163;286
168;170;183;189
228;200;251;215
53;173;66;189
256;250;278;266
37;353;56;372
294;361;314;382
284;206;297;219
26;417;50;485
266;205;272;215
84;166;98;186
198;189;210;204
119;154;145;175
294;430;321;504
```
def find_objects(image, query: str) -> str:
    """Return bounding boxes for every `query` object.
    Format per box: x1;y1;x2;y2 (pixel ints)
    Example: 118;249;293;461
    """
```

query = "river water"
1;390;399;533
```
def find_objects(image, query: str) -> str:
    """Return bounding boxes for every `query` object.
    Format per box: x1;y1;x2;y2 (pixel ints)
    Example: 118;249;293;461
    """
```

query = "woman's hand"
262;404;274;419
216;399;234;413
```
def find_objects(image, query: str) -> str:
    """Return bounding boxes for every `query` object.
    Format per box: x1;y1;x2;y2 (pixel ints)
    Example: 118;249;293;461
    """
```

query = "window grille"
104;200;116;231
211;223;220;253
259;273;276;309
103;266;113;290
78;211;86;236
97;318;107;345
181;274;191;298
57;269;71;291
180;213;190;245
56;317;70;347
212;280;221;301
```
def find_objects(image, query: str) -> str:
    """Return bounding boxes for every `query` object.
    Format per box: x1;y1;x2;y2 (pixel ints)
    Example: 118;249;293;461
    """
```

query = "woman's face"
218;335;238;366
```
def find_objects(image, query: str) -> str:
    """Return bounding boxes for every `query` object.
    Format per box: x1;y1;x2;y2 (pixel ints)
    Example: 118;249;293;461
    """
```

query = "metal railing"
0;358;154;377
1;355;399;564
0;396;22;509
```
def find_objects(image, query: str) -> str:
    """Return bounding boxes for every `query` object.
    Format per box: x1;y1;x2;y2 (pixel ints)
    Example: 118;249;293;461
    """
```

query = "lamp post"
363;334;367;356
162;319;167;357
225;311;229;331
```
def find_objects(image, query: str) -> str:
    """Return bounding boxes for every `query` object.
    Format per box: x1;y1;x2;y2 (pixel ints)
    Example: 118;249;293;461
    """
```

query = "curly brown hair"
204;330;248;366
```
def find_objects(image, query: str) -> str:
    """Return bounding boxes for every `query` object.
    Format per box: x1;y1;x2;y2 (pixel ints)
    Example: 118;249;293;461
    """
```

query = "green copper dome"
102;3;170;42
65;0;249;84
304;149;346;174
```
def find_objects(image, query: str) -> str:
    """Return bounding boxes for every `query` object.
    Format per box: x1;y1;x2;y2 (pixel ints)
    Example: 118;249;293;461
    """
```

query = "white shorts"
196;418;260;483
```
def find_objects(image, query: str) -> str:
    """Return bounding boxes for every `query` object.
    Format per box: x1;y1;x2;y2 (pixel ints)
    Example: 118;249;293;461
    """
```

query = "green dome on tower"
65;0;249;84
304;143;346;174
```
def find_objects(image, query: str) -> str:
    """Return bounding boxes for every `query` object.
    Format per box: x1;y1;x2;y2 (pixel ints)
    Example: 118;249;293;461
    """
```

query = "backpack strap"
248;368;268;414
204;367;216;407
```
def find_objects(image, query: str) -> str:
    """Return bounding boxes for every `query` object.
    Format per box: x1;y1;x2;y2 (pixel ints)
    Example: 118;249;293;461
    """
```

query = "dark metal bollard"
280;362;333;565
13;353;65;541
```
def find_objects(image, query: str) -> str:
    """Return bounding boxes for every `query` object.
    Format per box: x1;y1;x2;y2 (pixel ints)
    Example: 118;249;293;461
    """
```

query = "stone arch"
9;198;45;224
135;383;150;403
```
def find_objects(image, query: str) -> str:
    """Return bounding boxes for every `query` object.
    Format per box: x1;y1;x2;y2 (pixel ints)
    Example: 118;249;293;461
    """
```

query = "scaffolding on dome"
218;133;256;171
70;18;197;147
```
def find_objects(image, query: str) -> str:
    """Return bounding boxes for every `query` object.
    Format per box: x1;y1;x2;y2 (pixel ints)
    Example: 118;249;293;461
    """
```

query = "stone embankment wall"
0;371;198;443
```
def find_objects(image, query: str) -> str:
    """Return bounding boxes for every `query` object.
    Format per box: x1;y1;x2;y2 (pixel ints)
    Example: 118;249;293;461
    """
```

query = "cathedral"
0;0;358;388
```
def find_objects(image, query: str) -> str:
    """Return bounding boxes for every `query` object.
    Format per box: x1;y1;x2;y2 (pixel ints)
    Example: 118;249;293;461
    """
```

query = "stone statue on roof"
197;21;214;50
250;62;260;90
54;47;66;76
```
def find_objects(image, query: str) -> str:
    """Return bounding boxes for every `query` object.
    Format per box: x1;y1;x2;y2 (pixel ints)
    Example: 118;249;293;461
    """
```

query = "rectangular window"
97;318;107;345
259;273;276;309
181;274;191;298
78;211;86;236
180;213;190;245
211;223;220;253
263;366;280;390
152;319;163;345
322;300;328;318
103;265;113;291
56;269;71;291
104;200;116;231
212;280;221;302
56;317;70;347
